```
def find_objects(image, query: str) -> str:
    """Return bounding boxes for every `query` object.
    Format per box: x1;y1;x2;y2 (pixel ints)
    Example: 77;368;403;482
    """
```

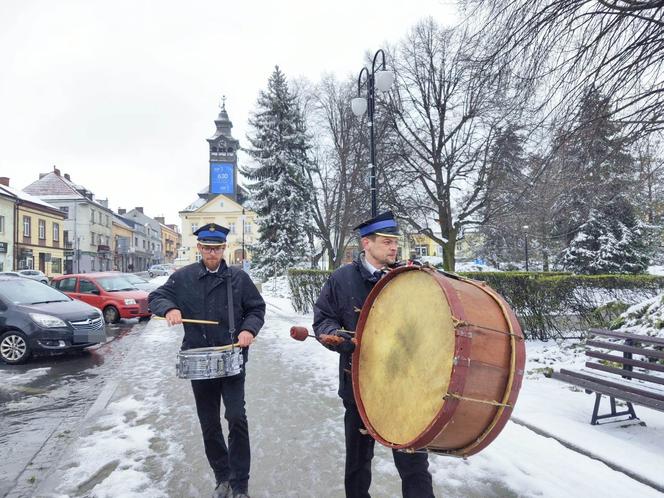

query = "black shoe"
232;493;249;498
213;481;231;498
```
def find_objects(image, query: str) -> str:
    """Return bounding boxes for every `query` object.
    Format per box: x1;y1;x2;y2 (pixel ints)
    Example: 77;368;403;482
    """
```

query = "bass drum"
352;265;525;457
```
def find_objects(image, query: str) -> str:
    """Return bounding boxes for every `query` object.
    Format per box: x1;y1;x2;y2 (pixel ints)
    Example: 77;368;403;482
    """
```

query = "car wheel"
103;306;120;324
0;330;32;364
148;272;154;278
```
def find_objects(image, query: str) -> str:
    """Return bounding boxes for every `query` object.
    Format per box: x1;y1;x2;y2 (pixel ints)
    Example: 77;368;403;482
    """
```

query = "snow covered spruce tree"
242;66;314;280
559;196;651;274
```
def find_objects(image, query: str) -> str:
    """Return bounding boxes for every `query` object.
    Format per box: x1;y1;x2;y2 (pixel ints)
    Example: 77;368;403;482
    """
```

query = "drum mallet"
290;326;356;346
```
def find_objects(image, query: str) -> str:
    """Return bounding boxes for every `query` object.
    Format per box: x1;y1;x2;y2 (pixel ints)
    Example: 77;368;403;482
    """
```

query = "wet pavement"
0;321;148;497
2;304;660;498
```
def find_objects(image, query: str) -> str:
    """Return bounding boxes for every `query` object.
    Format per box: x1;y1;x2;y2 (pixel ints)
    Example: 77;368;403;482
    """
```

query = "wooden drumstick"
153;316;219;325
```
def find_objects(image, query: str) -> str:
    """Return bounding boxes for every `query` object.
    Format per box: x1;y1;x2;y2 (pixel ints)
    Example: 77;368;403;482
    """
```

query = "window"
53;223;60;241
79;279;98;294
51;258;62;274
57;277;77;292
229;223;236;234
191;223;199;233
143;240;146;248
38;220;46;239
0;215;4;234
105;215;109;227
60;206;69;218
90;209;95;223
135;237;138;246
98;212;102;224
64;230;69;243
90;232;95;245
415;245;429;257
23;216;31;237
244;222;252;234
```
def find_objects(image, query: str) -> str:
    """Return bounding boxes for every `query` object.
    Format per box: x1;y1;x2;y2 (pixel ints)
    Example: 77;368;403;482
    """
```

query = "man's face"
197;243;226;270
363;235;399;267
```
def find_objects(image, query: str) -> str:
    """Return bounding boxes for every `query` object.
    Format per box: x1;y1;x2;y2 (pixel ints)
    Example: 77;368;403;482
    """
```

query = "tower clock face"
210;162;234;194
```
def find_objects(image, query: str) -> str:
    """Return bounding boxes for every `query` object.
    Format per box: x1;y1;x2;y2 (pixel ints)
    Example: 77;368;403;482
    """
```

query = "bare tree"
465;0;664;136
299;75;368;268
383;18;521;270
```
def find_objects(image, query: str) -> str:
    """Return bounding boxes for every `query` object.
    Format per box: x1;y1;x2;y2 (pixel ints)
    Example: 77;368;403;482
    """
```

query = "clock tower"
206;96;240;202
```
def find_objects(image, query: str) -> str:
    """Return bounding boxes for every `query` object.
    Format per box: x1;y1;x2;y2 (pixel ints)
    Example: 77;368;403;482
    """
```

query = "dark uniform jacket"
148;260;265;361
313;254;382;402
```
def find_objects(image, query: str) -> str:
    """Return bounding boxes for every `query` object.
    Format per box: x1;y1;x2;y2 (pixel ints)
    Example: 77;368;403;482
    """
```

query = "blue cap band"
197;230;227;242
359;219;397;237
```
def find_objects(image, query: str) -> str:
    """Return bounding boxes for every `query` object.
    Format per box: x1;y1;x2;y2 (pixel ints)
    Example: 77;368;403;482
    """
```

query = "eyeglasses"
199;245;226;254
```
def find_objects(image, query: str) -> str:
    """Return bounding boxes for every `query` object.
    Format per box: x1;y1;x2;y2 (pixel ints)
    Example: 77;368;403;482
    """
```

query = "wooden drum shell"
352;266;525;457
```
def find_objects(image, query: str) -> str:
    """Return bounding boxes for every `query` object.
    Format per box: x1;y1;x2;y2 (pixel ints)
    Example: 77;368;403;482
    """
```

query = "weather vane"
220;95;226;110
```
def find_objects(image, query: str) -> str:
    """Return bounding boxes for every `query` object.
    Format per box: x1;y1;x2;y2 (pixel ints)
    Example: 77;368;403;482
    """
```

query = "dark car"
0;275;106;364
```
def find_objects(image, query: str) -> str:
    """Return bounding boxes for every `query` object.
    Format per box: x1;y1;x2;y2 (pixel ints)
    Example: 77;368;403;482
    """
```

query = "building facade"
121;207;163;268
0;181;66;276
155;217;181;264
0;179;15;271
23;168;114;273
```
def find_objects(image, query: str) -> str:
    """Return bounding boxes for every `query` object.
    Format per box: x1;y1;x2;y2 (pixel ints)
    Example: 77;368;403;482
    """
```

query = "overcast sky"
0;0;456;226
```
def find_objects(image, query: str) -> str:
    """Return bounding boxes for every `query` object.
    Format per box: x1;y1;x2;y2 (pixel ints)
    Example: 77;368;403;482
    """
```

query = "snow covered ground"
5;282;657;498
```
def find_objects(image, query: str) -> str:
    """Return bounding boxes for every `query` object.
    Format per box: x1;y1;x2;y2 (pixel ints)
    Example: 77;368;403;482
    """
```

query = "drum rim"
352;265;525;454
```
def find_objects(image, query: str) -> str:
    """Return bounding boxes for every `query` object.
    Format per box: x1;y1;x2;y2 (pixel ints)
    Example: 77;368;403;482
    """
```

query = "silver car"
18;270;49;284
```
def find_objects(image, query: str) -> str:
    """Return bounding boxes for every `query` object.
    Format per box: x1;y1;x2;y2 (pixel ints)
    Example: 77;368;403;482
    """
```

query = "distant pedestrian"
149;223;265;498
313;211;435;498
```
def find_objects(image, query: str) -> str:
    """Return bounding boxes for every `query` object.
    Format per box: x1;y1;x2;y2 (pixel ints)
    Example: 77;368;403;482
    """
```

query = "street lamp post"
523;225;530;272
351;49;395;217
241;208;246;266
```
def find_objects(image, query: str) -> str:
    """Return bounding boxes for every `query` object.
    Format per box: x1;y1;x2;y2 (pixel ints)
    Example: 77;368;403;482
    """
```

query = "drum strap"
226;271;236;343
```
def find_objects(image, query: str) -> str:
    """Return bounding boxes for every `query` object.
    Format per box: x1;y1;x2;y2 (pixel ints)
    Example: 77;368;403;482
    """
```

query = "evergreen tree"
559;196;651;274
242;66;314;279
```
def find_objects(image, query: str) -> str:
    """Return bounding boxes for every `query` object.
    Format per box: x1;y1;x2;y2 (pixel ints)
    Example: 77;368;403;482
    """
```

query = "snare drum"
176;346;244;380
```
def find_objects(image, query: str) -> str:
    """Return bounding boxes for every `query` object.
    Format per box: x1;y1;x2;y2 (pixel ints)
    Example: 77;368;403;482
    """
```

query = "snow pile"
259;274;291;299
617;293;664;339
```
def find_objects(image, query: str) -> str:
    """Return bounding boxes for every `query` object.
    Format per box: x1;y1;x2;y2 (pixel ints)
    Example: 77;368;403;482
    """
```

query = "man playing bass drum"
313;211;435;498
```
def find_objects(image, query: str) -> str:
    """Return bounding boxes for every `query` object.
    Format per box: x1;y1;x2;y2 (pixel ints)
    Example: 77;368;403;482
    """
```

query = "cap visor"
198;241;226;246
373;231;400;238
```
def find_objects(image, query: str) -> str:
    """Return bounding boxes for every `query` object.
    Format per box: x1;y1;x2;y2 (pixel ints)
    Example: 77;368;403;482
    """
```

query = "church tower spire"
206;95;240;201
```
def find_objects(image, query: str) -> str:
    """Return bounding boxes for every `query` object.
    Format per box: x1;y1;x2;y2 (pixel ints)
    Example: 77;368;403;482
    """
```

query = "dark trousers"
343;400;434;498
191;371;250;493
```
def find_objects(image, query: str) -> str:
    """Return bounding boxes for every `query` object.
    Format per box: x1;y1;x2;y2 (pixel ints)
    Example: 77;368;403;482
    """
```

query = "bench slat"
558;368;664;402
587;362;664;386
586;340;664;360
586;350;664;374
552;371;664;411
589;329;664;347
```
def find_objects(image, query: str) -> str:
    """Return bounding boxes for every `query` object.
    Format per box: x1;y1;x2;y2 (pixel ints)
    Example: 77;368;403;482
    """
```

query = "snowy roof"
181;197;207;212
23;171;112;212
0;183;63;214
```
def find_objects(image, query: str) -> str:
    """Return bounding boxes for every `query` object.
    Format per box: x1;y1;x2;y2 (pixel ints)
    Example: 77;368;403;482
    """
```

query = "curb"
510;416;664;494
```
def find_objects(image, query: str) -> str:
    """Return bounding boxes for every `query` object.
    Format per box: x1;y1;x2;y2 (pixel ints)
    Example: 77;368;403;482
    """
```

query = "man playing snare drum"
149;223;265;498
313;211;435;498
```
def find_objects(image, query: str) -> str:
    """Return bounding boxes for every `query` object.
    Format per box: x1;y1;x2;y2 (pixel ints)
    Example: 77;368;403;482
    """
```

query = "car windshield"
123;274;147;284
96;276;137;291
0;278;71;305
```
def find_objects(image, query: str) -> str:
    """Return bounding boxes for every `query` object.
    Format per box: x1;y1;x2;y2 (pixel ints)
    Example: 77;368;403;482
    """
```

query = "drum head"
356;269;455;446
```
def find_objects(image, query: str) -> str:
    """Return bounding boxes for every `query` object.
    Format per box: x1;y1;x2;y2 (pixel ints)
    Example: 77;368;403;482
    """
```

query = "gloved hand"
336;331;355;354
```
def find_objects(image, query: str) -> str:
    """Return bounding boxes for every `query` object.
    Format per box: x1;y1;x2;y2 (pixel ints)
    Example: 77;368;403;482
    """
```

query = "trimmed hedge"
287;269;664;339
288;269;331;315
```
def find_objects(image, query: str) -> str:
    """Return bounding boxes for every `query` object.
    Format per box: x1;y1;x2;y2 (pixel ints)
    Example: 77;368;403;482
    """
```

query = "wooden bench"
552;329;664;425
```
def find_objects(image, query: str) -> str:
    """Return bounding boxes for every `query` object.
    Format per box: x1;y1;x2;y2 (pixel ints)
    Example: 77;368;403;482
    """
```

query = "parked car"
0;275;106;364
121;273;160;292
51;272;151;324
17;269;49;284
0;271;23;278
147;264;175;278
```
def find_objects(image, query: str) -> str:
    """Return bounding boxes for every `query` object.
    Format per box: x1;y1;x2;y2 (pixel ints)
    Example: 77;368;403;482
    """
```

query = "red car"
51;272;150;323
